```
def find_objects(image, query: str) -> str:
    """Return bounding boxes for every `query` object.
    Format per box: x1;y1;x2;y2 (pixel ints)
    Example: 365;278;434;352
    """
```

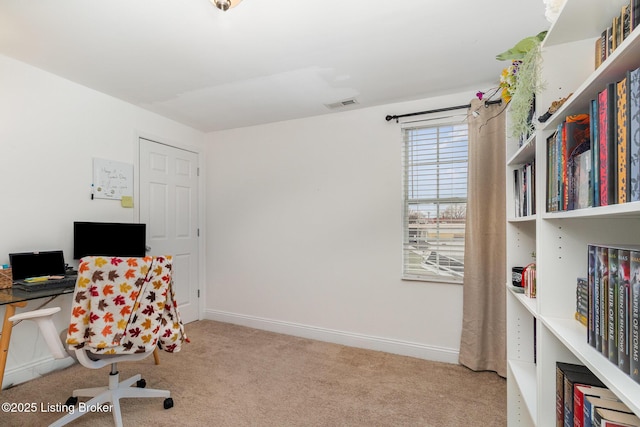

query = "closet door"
139;137;200;323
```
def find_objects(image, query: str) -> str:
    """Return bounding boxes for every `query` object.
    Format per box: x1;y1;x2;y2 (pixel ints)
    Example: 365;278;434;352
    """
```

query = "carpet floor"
1;320;506;426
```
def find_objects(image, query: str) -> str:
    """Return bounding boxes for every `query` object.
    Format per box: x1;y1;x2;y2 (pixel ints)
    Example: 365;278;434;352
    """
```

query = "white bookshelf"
505;0;640;425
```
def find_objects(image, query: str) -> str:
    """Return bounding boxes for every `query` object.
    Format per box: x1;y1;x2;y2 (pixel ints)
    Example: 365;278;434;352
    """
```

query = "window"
402;122;468;283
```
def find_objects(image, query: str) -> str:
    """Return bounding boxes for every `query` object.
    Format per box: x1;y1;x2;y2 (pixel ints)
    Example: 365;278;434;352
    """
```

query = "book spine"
565;115;591;210
589;245;597;346
548;127;562;212
558;364;566;427
548;134;553;212
617;76;629;204
577;277;588;326
557;124;564;211
574;385;586;427
601;29;608;64
630;67;640;202
592;99;601;207
623;4;631;40
596;246;604;352
612;17;619;53
599;88;610;206
584;397;594;427
578;151;592;209
601;247;610;355
618;249;631;374
608;82;618;205
531;158;536;214
595;37;603;69
608;247;619;364
563;120;569;210
631;250;640;383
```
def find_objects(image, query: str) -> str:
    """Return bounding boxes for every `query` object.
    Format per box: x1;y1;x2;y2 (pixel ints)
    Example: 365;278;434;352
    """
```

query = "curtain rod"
385;99;502;122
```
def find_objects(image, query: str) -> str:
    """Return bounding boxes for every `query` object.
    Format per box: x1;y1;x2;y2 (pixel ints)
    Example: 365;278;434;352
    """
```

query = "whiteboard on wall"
93;158;133;200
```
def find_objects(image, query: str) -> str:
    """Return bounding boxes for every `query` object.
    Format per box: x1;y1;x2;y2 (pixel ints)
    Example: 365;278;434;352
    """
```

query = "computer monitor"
73;221;146;259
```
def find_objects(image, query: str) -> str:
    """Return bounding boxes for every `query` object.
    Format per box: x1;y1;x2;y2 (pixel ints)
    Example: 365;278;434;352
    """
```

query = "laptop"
9;250;77;292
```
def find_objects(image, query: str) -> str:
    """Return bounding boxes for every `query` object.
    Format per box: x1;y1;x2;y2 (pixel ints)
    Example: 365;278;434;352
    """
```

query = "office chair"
9;255;187;427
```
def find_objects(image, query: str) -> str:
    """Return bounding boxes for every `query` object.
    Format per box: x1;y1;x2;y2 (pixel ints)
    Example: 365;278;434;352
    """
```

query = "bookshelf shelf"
541;200;640;219
542;27;640;131
505;1;640;425
542;316;640;416
507;135;536;166
508;359;538;423
507;215;537;224
510;288;537;317
542;0;629;47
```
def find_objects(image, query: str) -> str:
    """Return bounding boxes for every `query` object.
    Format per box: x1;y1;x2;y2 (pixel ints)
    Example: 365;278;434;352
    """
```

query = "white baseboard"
203;309;459;364
2;356;75;390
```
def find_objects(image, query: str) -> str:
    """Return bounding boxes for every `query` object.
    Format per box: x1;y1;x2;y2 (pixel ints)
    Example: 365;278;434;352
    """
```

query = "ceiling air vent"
325;98;359;110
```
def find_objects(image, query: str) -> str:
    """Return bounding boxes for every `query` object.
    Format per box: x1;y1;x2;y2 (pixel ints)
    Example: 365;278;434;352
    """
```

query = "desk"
0;286;160;391
0;285;75;390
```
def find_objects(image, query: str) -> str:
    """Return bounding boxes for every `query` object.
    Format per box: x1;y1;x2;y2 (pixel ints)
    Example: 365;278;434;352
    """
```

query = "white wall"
0;49;494;388
0;54;204;389
204;89;485;363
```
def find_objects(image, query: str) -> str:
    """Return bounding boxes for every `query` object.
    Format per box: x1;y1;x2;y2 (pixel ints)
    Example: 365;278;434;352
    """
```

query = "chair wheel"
65;396;78;406
136;379;147;388
163;397;174;409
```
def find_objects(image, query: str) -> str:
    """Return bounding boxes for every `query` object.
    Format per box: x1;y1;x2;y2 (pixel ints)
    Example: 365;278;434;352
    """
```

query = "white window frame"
402;118;469;284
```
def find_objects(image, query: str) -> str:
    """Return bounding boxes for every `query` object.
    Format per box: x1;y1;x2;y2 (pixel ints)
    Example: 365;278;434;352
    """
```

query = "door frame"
133;131;205;321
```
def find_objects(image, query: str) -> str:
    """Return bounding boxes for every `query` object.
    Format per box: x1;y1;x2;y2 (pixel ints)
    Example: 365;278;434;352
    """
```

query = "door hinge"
197;289;200;298
197;228;200;237
197;167;200;177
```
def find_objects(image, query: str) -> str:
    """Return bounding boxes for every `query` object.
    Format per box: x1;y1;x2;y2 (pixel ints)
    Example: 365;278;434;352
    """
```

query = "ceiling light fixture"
211;0;242;11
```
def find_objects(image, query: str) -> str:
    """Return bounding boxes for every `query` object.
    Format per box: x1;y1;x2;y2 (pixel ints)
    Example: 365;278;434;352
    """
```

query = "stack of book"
546;114;591;212
577;277;589;326
546;65;640;212
587;244;640;384
595;1;640;69
513;160;536;217
556;361;640;426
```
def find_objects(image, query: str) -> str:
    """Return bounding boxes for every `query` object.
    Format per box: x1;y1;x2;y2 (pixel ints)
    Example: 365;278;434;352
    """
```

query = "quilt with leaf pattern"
66;255;187;355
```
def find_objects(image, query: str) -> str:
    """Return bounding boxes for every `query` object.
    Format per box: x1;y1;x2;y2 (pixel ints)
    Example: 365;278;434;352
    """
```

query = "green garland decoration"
508;40;544;139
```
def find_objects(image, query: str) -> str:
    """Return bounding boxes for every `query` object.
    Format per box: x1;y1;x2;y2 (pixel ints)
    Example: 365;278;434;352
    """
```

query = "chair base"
49;368;171;427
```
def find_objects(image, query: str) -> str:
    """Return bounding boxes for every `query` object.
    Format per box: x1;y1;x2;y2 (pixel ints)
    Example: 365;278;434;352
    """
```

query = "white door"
139;138;199;323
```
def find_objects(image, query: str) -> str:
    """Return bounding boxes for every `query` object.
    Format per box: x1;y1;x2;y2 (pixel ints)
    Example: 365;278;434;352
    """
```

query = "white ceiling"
0;0;550;132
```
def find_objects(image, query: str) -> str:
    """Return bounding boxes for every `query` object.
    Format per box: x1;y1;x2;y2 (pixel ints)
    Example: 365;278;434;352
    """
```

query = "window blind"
402;122;468;283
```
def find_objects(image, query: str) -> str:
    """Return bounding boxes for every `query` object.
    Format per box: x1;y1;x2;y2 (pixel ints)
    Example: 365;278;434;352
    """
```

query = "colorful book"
591;99;601;206
594;407;640;427
558;363;595;427
622;4;632;41
589;245;598;346
600;246;610;355
618;249;632;374
566;115;591;210
612;17;620;53
596;29;607;68
631;250;640;383
608;247;619;364
577;277;589;326
583;393;626;427
547;127;560;212
617;75;630;204
565;370;606;426
557;124;564;210
598;84;617;206
576;150;592;209
629;67;640;202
